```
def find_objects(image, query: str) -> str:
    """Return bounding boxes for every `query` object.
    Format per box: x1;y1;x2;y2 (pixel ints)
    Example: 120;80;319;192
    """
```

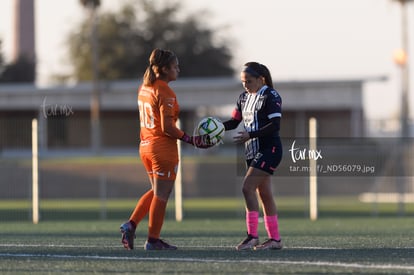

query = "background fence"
1;115;414;222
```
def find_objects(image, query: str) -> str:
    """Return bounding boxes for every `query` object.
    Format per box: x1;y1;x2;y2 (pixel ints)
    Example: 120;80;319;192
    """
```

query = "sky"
0;0;413;121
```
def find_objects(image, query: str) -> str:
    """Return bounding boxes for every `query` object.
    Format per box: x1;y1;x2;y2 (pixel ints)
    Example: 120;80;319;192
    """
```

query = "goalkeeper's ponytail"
143;49;177;86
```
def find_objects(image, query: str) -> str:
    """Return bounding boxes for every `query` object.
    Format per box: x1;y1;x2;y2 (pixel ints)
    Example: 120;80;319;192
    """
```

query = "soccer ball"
195;117;225;146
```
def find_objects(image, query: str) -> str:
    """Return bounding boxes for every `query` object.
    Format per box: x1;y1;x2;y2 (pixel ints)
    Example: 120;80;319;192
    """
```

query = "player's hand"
193;134;214;148
233;131;250;144
180;133;214;149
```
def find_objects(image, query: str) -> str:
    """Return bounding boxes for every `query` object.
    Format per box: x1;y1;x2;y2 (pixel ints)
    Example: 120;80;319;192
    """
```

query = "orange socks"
129;190;154;226
129;191;168;240
148;196;167;240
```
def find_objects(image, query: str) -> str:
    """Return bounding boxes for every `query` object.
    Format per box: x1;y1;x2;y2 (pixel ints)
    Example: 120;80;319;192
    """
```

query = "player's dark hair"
243;62;274;89
143;48;177;86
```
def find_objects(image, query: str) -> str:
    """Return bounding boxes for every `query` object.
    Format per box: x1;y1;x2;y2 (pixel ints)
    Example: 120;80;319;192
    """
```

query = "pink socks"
247;211;281;240
264;215;281;241
246;211;259;237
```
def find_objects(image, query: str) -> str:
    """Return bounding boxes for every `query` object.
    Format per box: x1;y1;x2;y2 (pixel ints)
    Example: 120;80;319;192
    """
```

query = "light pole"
392;0;412;215
80;0;101;154
392;0;412;138
90;5;101;154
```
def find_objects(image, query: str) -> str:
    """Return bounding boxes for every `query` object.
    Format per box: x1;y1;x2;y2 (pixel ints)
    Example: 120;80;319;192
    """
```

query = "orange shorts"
140;150;179;181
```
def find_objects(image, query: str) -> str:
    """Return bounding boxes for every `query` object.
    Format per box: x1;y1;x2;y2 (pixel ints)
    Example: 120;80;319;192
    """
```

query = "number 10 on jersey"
138;100;155;129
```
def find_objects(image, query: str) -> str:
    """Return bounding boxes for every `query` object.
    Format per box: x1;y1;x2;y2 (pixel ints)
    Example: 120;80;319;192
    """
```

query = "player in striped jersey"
223;62;283;250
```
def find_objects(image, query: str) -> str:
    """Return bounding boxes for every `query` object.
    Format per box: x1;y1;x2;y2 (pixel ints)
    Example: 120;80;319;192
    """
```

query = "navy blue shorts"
246;142;283;175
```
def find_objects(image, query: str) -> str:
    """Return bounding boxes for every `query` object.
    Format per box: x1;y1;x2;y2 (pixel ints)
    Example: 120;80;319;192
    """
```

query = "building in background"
0;77;384;151
4;76;409;200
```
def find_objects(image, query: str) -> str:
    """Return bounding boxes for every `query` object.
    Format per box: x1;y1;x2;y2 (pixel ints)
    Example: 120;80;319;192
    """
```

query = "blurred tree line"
58;0;234;82
0;39;35;83
0;0;234;84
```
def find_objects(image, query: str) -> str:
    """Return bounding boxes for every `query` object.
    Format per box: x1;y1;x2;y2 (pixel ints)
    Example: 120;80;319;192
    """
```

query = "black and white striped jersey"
235;85;282;159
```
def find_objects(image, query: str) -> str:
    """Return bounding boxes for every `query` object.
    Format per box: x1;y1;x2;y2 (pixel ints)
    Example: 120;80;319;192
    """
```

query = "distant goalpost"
30;118;317;223
309;117;318;221
175;120;183;222
173;118;319;222
30;118;185;224
32;119;39;224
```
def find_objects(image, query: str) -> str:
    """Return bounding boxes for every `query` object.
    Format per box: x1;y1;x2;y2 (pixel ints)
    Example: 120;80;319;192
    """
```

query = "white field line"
0;244;414;250
0;252;414;271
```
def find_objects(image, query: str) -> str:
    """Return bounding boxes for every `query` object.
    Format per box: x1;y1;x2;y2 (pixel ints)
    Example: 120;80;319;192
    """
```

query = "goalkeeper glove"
180;133;213;149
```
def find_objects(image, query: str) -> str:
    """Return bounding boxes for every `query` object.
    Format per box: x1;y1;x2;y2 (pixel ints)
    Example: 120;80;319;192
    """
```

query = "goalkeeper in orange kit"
120;48;212;250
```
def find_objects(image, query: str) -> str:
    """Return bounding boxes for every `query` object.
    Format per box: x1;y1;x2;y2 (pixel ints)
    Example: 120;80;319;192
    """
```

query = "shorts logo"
254;152;263;161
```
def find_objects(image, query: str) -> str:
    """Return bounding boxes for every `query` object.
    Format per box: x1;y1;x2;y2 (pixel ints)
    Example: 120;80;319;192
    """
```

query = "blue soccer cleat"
144;239;177;250
120;221;136;250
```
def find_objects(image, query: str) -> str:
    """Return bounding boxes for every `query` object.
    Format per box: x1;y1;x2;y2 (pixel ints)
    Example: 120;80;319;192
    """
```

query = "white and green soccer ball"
195;116;225;146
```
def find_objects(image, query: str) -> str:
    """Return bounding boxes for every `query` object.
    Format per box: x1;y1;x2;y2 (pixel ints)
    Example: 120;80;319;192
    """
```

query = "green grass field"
0;198;413;274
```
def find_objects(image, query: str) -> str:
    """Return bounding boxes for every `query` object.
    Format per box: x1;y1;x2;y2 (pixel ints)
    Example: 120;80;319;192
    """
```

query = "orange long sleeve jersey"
137;79;184;152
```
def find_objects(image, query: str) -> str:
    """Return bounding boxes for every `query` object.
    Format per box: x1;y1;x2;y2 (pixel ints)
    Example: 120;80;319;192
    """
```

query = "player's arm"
223;108;242;131
249;90;282;138
159;103;211;148
158;94;185;139
248;117;280;138
223;118;240;131
161;114;185;139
